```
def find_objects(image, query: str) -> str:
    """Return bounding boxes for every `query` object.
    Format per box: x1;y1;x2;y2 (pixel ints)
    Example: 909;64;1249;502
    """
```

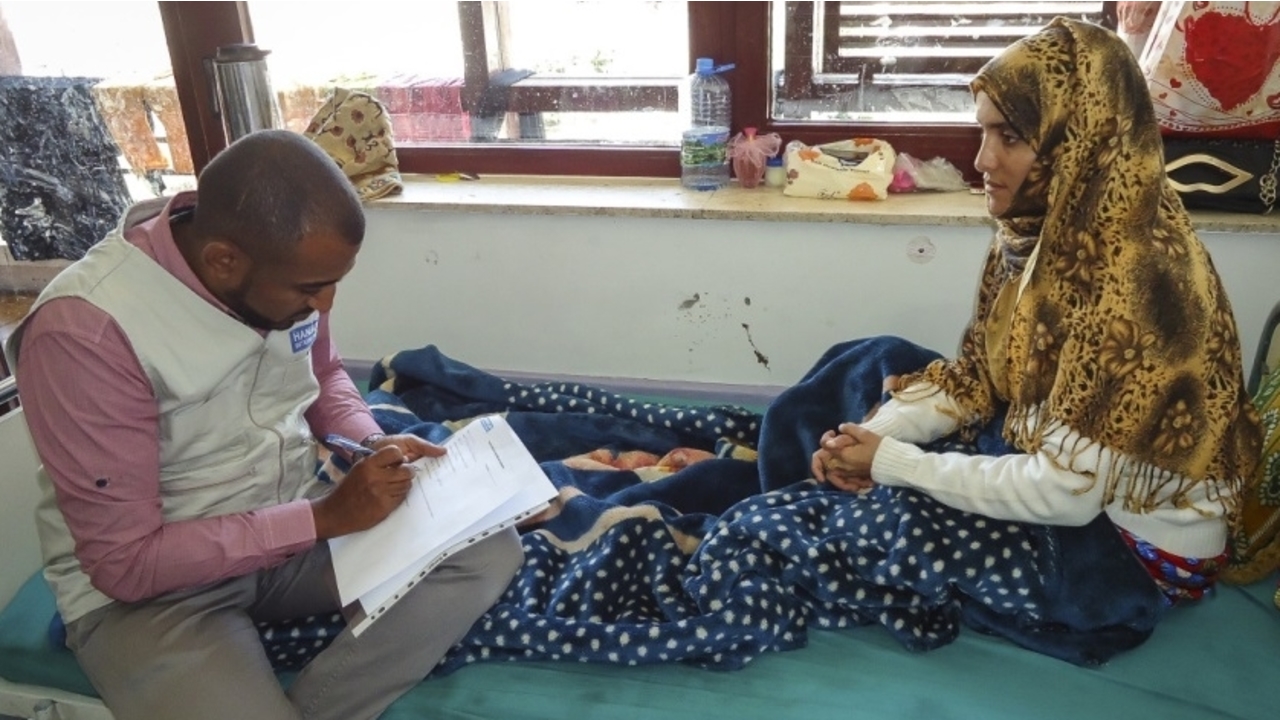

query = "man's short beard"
223;280;291;331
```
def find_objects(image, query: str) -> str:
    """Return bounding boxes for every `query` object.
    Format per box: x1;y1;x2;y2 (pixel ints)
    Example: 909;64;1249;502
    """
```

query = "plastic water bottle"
679;57;734;191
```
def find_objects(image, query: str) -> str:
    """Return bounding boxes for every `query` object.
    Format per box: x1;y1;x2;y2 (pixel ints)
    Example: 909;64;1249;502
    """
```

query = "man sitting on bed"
811;18;1261;607
3;129;524;720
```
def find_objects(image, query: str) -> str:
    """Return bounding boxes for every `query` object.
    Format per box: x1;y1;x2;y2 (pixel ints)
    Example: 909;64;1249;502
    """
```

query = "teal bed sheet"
4;570;1278;719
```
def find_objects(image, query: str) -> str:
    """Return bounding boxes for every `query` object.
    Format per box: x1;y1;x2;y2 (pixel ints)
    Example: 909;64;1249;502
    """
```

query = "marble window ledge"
1;175;1275;283
379;174;1280;235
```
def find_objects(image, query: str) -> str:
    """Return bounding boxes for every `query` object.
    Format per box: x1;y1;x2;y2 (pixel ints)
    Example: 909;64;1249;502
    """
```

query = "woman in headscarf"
812;17;1261;607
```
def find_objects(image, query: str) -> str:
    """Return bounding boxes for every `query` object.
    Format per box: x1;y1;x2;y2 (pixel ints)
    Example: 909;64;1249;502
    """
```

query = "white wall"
329;208;1278;392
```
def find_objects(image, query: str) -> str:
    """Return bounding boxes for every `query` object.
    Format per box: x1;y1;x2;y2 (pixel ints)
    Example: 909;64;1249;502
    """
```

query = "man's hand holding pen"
311;433;447;540
324;432;442;464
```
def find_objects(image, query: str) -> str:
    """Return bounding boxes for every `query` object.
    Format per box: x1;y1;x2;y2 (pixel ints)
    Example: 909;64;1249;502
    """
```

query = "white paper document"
328;414;556;635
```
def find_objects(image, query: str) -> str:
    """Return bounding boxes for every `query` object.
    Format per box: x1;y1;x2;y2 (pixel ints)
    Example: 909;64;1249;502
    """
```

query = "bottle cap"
766;157;783;166
694;58;735;75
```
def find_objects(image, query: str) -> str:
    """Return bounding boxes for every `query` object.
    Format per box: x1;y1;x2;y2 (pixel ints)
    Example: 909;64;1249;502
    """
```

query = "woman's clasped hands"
811;423;883;494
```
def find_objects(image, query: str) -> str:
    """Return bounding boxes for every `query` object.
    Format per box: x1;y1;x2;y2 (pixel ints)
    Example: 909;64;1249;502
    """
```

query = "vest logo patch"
290;318;319;354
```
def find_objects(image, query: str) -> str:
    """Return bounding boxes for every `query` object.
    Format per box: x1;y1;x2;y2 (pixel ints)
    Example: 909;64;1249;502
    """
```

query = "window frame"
803;1;1111;83
159;1;1115;183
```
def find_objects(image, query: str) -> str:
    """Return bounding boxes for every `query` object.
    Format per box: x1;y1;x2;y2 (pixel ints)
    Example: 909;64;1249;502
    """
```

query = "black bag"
1163;138;1279;215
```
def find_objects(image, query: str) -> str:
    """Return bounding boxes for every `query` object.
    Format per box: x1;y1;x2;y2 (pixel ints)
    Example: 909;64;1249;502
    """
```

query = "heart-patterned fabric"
1140;2;1280;140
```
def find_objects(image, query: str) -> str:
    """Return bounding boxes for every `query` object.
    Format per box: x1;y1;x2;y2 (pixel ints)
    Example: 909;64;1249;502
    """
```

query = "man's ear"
199;239;250;284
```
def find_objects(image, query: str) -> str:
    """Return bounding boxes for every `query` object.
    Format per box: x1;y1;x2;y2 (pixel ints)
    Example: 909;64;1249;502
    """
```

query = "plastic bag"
728;127;782;188
781;138;896;201
889;153;969;193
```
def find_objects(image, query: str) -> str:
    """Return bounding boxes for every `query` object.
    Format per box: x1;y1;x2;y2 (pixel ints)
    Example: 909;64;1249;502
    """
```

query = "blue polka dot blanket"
254;337;1165;675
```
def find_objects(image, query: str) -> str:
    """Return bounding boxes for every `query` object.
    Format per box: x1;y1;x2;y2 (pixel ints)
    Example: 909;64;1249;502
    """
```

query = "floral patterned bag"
781;138;896;201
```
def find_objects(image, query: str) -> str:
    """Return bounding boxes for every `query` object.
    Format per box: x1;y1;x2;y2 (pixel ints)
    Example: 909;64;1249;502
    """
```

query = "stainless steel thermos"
208;43;281;142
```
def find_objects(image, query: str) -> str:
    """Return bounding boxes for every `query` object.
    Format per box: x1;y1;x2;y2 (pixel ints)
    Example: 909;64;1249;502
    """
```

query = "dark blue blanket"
257;338;1165;672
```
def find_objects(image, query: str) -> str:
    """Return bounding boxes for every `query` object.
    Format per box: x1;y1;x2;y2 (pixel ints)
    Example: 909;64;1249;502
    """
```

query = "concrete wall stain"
741;323;770;369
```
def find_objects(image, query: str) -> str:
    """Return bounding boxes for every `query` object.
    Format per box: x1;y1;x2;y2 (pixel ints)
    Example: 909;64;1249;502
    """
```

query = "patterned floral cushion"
303;88;403;201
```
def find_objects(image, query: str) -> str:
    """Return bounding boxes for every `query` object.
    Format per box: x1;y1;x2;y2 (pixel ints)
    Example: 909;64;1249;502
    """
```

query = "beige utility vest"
5;201;322;622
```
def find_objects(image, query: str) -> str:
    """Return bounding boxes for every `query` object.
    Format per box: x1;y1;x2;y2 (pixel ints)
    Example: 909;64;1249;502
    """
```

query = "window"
161;1;697;178
3;1;1120;202
0;1;193;200
249;1;687;146
773;2;1109;122
480;0;688;143
0;1;191;262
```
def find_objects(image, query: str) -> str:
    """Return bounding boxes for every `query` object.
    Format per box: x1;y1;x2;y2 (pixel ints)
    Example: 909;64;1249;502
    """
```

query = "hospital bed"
0;376;112;720
2;362;1279;720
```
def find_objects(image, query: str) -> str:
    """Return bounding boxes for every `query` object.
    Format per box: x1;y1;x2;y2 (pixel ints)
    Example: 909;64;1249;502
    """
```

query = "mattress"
3;569;1277;720
6;339;1280;719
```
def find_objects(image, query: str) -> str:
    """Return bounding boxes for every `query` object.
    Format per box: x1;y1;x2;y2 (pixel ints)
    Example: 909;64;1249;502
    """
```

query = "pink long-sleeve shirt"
16;193;382;603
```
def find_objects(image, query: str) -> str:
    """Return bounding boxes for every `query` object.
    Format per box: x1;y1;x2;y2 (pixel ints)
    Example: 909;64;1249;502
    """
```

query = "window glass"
505;0;687;143
250;1;466;138
0;1;190;263
505;1;687;77
249;0;687;146
1;0;194;200
771;1;1106;123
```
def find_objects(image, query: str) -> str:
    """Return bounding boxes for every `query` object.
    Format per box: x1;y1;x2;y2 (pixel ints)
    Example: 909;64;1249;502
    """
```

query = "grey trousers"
65;528;523;720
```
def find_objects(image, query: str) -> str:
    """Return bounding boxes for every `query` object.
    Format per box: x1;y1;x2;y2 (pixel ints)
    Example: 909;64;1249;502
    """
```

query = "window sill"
0;244;69;294
378;174;1279;235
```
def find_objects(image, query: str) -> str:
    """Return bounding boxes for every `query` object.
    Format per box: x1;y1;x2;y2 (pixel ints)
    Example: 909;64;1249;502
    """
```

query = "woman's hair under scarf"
898;18;1261;527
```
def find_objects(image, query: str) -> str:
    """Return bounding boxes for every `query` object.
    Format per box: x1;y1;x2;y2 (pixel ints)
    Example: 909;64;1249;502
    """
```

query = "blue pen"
322;433;376;459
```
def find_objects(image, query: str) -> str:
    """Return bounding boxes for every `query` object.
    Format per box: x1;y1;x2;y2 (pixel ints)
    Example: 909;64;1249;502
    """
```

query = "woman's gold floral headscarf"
900;18;1261;524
